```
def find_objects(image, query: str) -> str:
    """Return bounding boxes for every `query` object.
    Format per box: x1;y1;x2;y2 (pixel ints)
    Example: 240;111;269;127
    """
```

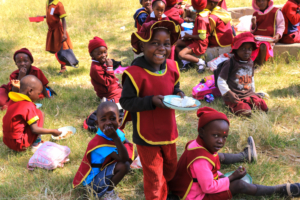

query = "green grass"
0;0;299;199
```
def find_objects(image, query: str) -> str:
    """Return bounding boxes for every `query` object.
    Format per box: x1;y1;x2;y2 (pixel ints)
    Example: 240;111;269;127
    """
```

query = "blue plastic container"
181;22;194;31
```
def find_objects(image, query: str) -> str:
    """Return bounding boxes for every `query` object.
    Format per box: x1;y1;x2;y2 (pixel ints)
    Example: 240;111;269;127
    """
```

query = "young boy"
89;36;122;103
2;75;61;152
134;0;152;31
0;48;50;110
145;0;169;23
120;20;183;200
208;0;233;48
165;0;185;26
175;0;210;73
280;0;300;44
169;107;300;199
217;32;268;116
73;102;135;199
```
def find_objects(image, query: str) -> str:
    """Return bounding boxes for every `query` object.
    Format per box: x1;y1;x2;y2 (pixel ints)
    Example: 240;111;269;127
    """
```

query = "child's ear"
95;119;98;126
139;41;144;52
118;117;123;125
198;128;204;138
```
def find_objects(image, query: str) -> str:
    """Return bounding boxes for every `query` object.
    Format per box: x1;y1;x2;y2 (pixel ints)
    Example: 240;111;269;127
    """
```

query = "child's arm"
30;123;62;136
285;4;300;25
173;82;185;98
42;86;50;98
61;17;67;42
251;16;256;32
183;17;207;40
91;60;118;87
274;10;285;43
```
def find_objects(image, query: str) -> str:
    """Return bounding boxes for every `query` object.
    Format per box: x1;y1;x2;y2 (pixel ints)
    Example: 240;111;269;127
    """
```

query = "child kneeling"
73;102;135;199
169;107;300;199
217;32;268;116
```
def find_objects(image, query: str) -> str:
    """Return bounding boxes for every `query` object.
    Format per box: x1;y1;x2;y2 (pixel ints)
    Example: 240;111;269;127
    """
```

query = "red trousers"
136;143;177;200
99;87;122;103
225;95;268;115
280;29;300;44
0;87;9;109
203;190;232;200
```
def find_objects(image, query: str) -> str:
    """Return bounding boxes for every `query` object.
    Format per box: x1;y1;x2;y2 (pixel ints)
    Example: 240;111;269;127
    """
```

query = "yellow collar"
211;6;231;24
8;92;32;102
47;0;59;6
199;9;211;17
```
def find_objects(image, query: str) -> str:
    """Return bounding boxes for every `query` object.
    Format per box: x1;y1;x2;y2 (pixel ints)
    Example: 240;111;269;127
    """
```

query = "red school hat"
13;48;34;63
166;0;177;6
230;32;257;53
88;36;107;54
152;0;167;5
197;107;230;132
131;20;181;54
192;0;207;10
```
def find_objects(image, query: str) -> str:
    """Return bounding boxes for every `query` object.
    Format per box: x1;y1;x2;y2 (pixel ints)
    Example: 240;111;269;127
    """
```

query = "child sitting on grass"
0;48;51;110
2;75;61;152
217;32;268;117
145;0;169;23
169;107;300;199
280;0;300;44
120;20;183;200
89;36;122;103
175;0;210;73
165;0;185;26
251;0;285;66
134;0;152;31
73;102;135;199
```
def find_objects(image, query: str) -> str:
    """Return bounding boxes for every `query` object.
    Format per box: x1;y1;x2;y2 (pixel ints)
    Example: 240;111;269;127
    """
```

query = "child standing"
120;20;183;200
169;107;300;199
145;0;169;23
251;0;285;65
134;0;152;31
73;102;135;199
89;37;122;103
217;32;268;116
2;75;61;152
280;0;300;44
175;0;210;73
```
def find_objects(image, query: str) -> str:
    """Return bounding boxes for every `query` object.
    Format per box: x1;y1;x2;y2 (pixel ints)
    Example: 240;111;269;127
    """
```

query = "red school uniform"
2;92;43;152
164;5;184;26
46;0;73;53
252;7;279;37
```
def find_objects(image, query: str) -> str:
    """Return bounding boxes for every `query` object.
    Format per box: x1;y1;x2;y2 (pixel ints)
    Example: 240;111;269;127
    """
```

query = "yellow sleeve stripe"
27;116;39;125
59;14;67;18
198;30;206;34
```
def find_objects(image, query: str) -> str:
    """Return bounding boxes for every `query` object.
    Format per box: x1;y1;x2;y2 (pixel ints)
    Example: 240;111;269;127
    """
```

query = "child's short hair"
197;107;229;131
230;32;257;53
88;36;107;54
152;0;167;7
97;101;119;116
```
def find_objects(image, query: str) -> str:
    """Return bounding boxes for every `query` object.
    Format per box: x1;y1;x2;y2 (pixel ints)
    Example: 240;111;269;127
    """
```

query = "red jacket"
282;0;300;34
165;6;184;25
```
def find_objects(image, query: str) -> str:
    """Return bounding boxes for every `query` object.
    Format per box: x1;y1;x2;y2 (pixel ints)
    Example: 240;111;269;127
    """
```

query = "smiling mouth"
214;146;223;150
155;54;165;58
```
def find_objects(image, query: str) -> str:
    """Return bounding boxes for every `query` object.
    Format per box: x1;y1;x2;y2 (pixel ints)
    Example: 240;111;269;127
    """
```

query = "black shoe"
197;67;205;74
180;63;192;72
284;183;300;197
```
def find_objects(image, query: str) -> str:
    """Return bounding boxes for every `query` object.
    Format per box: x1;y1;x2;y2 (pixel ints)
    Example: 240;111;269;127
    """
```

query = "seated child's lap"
185;39;209;56
225;95;268;113
203;190;232;200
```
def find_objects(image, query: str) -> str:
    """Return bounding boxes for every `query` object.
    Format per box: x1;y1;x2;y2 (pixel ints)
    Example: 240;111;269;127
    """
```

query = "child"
251;0;285;65
175;0;210;73
88;36;123;103
38;0;73;74
120;20;183;200
145;0;169;23
208;0;233;48
2;75;61;152
169;107;300;199
217;32;268;116
165;0;185;25
280;0;300;44
0;48;50;110
134;0;152;31
73;102;135;199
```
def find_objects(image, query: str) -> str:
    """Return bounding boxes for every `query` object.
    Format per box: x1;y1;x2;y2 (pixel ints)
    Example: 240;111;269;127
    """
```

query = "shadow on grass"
269;83;300;97
0;38;18;54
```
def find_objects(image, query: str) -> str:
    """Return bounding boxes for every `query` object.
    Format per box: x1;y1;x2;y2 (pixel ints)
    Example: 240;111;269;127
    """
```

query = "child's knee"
259;44;267;52
117;161;131;174
232;179;248;193
178;50;185;60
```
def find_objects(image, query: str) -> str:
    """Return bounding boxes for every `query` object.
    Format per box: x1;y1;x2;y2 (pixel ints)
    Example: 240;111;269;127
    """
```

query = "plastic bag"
207;53;232;72
236;15;252;32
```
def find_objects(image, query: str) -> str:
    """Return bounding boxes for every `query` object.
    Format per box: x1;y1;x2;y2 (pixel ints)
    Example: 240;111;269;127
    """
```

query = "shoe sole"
248;136;257;162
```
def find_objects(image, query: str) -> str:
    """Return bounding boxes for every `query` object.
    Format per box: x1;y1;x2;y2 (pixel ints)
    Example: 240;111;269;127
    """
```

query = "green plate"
224;171;252;184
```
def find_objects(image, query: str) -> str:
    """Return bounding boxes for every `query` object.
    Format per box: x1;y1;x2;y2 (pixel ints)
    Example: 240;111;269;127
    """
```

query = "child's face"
27;84;43;102
153;1;165;19
199;120;229;154
15;53;32;72
91;46;108;64
142;0;152;8
256;0;269;10
206;1;218;11
96;107;121;133
141;29;171;67
236;42;253;61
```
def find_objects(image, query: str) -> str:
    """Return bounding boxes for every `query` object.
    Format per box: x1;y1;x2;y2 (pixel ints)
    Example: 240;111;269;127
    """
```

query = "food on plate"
170;96;196;107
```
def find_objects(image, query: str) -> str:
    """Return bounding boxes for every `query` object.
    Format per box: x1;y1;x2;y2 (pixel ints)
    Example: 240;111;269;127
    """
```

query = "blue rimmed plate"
163;95;201;111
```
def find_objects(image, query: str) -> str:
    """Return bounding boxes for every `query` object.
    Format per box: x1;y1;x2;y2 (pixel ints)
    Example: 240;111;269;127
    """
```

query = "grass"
0;0;299;199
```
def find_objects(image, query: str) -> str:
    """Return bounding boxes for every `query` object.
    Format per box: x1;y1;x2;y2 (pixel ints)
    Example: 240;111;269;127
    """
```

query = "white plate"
254;36;275;42
51;126;76;140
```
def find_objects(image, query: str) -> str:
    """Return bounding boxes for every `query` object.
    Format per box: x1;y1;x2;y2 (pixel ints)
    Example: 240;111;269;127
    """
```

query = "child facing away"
0;48;51;110
175;0;210;73
73;102;135;199
120;20;183;200
280;0;300;43
217;32;268;117
145;0;169;23
251;0;285;66
38;0;73;74
169;107;300;199
165;0;185;25
2;75;61;152
88;37;123;103
134;0;152;31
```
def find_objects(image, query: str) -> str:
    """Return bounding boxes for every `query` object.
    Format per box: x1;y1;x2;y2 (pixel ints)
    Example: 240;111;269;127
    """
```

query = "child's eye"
101;119;106;122
165;43;171;46
223;136;227;139
110;117;116;121
214;134;218;138
152;42;159;45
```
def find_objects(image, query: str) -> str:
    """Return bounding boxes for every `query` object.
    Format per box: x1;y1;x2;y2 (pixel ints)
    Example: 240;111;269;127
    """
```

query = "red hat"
13;48;34;63
88;36;107;54
197;107;230;131
192;0;207;10
152;0;167;5
230;32;257;53
166;0;177;6
131;20;181;54
209;0;220;2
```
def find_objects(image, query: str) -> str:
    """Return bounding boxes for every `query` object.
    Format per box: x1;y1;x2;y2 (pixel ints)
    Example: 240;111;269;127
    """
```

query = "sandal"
246;136;257;163
286;183;300;197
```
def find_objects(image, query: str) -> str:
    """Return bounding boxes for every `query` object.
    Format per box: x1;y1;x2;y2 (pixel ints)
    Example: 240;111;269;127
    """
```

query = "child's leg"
249;95;268;112
107;161;131;191
254;43;267;66
0;88;9;108
225;99;252;117
179;47;206;73
59;64;67;73
161;143;177;182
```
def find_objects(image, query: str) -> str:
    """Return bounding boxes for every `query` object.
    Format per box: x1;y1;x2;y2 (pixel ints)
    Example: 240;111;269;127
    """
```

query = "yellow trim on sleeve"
199;10;210;17
123;70;139;97
174;61;180;86
27;116;40;125
8;92;32;102
136;11;148;19
198;29;207;34
47;0;59;5
59;14;67;18
273;9;278;37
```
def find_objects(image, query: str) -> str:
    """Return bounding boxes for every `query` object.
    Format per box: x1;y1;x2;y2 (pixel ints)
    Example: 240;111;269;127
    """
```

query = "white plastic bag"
207;53;233;72
27;141;70;170
236;15;252;32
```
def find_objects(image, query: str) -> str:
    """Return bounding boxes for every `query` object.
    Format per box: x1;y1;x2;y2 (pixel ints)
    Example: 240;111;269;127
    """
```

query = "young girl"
175;0;210;73
251;0;285;66
38;0;73;74
169;107;300;199
120;20;183;200
145;0;169;23
0;48;50;110
217;32;268;117
134;0;152;31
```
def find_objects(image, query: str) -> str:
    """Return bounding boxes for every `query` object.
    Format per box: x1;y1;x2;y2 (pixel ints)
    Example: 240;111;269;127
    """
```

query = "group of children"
2;0;300;199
